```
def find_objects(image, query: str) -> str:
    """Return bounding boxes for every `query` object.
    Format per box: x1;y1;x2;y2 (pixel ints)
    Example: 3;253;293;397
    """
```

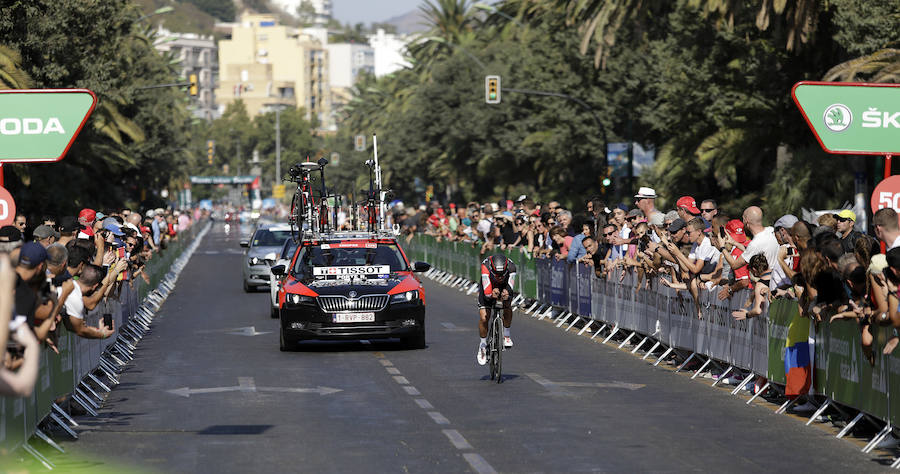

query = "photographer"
62;264;118;339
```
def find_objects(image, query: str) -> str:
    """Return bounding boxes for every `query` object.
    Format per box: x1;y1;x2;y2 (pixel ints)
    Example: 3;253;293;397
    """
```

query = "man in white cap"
633;186;658;218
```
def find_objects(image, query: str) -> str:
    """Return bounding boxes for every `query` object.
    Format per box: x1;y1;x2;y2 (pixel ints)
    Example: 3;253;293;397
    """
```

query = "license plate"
333;312;375;323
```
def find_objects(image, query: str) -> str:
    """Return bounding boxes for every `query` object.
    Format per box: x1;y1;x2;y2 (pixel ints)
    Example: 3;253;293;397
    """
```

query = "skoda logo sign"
348;291;357;298
823;104;852;132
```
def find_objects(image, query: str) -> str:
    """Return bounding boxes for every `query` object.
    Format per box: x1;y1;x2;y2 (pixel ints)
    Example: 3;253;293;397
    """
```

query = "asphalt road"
53;222;890;473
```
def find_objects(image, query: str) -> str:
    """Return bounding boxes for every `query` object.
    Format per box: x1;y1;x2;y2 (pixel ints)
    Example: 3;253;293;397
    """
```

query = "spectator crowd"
0;207;198;398
393;188;900;382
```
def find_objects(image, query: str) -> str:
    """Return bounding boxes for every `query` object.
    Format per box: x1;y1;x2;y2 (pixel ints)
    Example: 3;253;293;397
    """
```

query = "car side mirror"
271;264;286;276
413;261;431;272
239;240;250;248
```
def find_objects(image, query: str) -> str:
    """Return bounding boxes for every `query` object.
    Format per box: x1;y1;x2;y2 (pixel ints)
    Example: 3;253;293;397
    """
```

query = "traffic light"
485;75;500;104
189;74;198;97
206;139;214;165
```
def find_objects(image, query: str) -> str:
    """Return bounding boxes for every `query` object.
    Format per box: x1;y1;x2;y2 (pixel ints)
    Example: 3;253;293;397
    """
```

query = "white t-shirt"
741;227;784;290
689;236;720;263
476;218;492;239
891;235;900;250
62;282;86;320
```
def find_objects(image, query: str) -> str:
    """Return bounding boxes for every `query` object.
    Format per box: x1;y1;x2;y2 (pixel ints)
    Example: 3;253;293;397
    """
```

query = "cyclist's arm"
480;263;493;297
506;271;516;294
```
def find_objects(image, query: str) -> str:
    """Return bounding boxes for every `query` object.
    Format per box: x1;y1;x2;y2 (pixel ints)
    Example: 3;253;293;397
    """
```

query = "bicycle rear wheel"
492;313;503;383
290;192;300;242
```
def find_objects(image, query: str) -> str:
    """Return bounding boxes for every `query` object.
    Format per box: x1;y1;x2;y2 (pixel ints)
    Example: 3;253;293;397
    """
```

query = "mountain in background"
382;9;428;35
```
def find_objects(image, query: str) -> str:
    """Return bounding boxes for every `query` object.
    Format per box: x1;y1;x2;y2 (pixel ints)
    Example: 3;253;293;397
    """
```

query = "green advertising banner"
766;299;793;384
792;81;900;155
823;321;891;422
0;89;98;162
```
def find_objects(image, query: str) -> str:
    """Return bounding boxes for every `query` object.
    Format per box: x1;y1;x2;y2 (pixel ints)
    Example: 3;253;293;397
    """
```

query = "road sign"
0;186;16;226
485;75;501;104
355;135;365;151
870;176;900;214
190;175;256;185
0;89;98;162
792;81;900;155
272;184;286;199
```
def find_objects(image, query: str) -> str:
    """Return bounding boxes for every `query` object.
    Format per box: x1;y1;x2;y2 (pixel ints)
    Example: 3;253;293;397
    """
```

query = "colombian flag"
784;310;812;398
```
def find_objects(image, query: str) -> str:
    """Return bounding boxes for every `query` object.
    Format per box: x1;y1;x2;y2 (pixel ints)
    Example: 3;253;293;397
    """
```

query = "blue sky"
331;0;427;25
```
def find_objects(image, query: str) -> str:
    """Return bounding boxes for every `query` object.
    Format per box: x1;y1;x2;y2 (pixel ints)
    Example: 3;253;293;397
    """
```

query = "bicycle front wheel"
492;313;503;383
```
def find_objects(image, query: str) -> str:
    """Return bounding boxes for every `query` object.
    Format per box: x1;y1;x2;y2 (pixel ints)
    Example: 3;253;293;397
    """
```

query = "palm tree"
823;48;900;83
536;0;822;69
0;44;31;89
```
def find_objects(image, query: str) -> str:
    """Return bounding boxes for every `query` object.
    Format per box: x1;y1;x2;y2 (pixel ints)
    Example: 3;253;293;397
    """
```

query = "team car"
271;232;431;351
240;223;293;292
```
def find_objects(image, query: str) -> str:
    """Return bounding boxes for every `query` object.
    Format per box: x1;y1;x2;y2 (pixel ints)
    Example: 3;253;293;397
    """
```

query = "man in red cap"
676;196;701;223
77;208;96;238
716;219;751;300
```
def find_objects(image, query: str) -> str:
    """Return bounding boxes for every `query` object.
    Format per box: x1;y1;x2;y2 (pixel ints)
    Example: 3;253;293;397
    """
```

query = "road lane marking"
166;378;342;397
386;367;401;375
428;412;451;425
525;373;644;391
463;453;498;474
238;377;256;392
379;359;393;367
403;386;421;396
414;399;434;410
393;376;410;385
442;429;473;450
360;340;371;345
440;322;471;332
226;326;271;337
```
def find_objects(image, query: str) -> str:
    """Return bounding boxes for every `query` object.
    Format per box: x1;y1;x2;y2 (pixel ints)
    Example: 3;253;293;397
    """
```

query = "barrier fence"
0;220;208;460
404;235;900;436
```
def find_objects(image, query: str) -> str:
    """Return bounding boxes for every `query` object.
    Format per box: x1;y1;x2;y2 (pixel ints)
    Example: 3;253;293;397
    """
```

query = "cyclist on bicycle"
476;255;517;365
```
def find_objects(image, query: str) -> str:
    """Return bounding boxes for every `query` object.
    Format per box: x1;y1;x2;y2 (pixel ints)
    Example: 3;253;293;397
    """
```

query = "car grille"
317;295;389;312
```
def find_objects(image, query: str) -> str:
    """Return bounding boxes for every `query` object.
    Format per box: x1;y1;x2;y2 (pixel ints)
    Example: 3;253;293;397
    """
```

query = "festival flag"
784;309;812;397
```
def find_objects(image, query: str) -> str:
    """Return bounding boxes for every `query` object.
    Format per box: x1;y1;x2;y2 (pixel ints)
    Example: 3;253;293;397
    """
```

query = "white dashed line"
427;412;451;425
360;340;371;345
442;429;473;450
463;453;498;474
414;399;434;410
379;356;496;474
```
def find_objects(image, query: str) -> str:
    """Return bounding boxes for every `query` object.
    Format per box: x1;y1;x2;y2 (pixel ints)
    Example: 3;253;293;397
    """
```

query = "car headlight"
287;294;315;305
391;290;418;303
249;257;260;265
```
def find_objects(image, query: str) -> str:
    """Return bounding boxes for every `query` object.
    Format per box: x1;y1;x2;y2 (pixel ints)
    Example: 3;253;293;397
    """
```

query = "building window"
278;87;294;98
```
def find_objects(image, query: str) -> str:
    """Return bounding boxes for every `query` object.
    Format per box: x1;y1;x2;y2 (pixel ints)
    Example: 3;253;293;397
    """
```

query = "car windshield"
252;229;292;247
280;240;298;260
292;243;409;278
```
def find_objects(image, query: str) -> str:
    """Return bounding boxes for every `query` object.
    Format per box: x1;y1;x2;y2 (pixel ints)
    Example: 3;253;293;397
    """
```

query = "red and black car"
272;233;430;351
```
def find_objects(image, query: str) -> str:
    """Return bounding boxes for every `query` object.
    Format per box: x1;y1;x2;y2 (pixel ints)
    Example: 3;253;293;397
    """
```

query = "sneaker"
504;336;513;348
476;342;487;366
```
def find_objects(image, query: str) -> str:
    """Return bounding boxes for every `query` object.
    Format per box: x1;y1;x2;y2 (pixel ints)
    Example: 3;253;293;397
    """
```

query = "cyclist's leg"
477;292;490;338
501;297;514;347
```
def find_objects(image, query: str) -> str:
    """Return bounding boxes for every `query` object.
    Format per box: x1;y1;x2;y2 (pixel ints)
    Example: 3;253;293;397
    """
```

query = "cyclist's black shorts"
477;291;512;310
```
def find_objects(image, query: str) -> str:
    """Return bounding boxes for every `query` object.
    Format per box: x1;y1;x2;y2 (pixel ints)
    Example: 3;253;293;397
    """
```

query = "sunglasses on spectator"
701;208;715;213
836;217;850;222
604;231;615;236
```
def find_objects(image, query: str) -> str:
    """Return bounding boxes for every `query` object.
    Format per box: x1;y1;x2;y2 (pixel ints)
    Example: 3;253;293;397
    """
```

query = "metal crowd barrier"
404;234;900;462
0;219;211;467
